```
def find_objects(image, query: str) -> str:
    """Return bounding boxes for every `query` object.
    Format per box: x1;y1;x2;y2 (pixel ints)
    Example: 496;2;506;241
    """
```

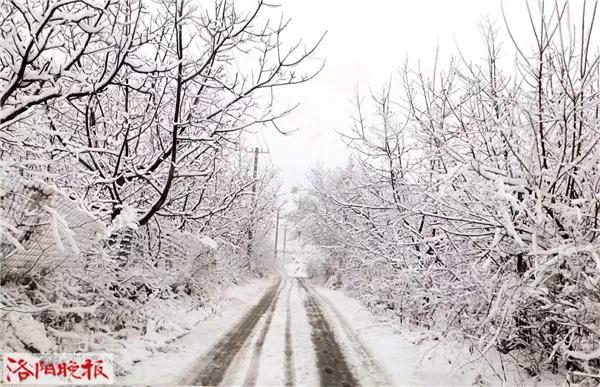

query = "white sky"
254;0;536;190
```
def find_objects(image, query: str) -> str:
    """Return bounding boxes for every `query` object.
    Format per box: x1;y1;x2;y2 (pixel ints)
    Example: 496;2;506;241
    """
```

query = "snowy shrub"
0;0;315;373
0;175;270;356
292;2;600;382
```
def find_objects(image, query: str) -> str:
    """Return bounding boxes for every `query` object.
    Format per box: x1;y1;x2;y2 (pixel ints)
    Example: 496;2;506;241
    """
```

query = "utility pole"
282;223;287;268
274;207;280;264
251;147;259;196
246;147;259;259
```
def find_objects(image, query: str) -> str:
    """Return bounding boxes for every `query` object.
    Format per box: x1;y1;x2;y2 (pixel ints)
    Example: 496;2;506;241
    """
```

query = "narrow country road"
184;277;388;386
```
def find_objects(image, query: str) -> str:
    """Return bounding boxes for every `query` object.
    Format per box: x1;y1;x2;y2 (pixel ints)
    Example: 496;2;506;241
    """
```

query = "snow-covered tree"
293;1;600;381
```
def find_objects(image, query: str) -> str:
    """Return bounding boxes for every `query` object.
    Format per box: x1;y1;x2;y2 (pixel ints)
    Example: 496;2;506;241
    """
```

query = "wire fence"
0;171;255;361
0;173;102;280
0;172;232;284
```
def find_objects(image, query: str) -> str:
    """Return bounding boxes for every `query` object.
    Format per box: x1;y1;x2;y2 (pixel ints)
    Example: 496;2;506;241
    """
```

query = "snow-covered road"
120;270;531;386
183;277;389;386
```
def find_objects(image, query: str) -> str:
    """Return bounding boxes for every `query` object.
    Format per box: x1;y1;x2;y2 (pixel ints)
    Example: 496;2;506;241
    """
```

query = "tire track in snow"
299;279;358;387
189;279;281;386
284;279;295;386
303;280;390;386
242;280;285;386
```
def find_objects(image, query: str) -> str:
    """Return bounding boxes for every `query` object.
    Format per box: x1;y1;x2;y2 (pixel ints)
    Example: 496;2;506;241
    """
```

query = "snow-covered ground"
313;285;562;386
111;243;563;386
117;279;274;384
212;278;321;386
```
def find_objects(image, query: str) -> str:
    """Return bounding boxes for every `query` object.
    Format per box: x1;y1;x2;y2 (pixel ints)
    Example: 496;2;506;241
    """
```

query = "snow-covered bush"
293;2;600;382
0;175;267;355
1;0;317;359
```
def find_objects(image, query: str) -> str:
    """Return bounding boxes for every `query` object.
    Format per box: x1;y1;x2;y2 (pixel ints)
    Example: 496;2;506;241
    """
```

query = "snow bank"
313;285;564;386
118;278;274;384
